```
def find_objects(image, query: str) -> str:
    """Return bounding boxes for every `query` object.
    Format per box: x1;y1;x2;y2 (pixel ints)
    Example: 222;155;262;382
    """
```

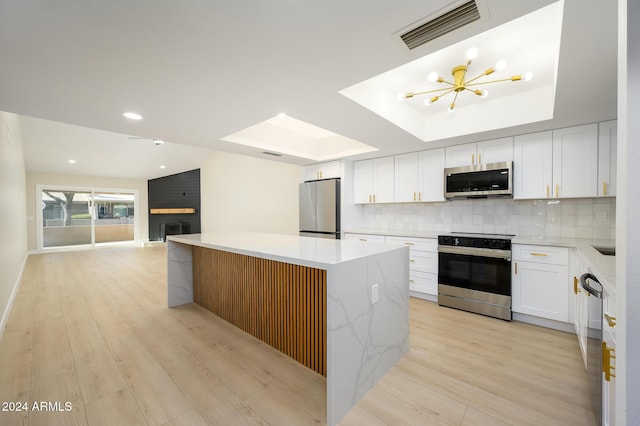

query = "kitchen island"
166;232;409;425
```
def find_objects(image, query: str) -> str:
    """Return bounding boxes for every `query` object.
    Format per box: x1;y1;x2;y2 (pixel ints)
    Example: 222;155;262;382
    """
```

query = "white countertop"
167;232;406;268
345;229;440;239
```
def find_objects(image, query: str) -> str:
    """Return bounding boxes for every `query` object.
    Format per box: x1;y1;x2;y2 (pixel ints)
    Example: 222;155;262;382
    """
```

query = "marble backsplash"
352;197;616;240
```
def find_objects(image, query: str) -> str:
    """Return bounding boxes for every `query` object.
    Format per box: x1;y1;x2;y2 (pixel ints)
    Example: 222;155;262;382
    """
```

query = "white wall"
0;112;28;337
25;172;149;250
201;151;300;235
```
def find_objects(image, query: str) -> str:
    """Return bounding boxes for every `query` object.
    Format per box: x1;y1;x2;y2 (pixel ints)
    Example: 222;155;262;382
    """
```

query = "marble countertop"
167;232;406;268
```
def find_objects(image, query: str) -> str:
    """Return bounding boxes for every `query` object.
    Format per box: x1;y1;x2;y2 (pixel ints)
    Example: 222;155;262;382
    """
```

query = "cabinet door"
602;287;616;426
512;260;569;322
513;131;553;199
552;124;598;198
394;152;419;202
418;148;445;202
572;275;588;366
353;160;374;204
598;120;617;197
410;271;437;296
445;143;477;167
476;137;514;164
373;157;395;203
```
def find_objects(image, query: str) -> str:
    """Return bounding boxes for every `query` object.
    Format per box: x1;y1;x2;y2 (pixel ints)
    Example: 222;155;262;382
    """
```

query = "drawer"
409;252;438;274
343;233;386;243
512;244;569;265
386;236;437;252
409;271;437;295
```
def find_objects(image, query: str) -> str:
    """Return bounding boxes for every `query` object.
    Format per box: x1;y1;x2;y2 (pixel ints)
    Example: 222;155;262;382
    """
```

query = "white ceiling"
0;0;617;179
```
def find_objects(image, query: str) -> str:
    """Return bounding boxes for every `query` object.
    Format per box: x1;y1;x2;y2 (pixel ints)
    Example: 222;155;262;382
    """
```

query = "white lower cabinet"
512;245;569;322
343;233;386;243
386;235;438;298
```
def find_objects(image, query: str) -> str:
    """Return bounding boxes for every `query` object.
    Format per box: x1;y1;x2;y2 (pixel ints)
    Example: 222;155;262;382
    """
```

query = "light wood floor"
0;246;597;425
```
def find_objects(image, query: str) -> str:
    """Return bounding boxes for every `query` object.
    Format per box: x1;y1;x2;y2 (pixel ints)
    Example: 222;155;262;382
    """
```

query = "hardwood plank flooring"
0;246;597;425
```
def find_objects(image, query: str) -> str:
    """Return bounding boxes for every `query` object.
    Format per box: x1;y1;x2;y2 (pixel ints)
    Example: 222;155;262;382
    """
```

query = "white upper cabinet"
445;137;513;168
353;157;394;204
302;160;341;181
552;124;598;198
514;124;599;199
598;120;617;197
476;137;514;164
418;148;446;202
445;143;477;168
394;152;419;203
393;149;446;203
514;131;554;199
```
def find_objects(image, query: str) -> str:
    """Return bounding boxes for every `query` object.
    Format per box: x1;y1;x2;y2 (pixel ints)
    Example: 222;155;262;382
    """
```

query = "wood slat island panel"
192;246;327;376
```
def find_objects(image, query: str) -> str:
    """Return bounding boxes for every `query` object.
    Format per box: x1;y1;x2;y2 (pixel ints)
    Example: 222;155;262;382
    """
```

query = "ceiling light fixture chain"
400;48;532;112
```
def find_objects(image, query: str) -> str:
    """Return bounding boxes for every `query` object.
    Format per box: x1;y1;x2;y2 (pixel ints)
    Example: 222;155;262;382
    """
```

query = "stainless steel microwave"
444;161;513;199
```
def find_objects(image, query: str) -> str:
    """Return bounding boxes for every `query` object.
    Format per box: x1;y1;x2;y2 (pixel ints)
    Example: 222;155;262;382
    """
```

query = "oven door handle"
438;245;511;260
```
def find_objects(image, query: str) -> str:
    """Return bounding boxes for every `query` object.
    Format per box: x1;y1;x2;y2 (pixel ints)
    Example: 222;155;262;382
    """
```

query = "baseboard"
512;312;575;334
0;251;30;343
410;292;437;302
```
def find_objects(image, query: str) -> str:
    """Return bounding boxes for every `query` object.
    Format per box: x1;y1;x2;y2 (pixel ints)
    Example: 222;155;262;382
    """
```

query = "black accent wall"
148;169;201;241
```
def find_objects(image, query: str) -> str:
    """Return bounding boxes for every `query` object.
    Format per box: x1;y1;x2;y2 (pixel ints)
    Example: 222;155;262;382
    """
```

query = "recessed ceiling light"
153;139;164;145
68;159;76;164
160;165;166;169
277;112;287;119
123;112;143;120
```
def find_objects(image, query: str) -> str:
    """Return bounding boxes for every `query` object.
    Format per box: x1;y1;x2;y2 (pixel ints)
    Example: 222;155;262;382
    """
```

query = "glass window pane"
94;192;135;244
42;190;92;247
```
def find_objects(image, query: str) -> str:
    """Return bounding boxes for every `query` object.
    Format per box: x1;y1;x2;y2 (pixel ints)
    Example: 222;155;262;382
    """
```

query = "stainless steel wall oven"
438;233;514;321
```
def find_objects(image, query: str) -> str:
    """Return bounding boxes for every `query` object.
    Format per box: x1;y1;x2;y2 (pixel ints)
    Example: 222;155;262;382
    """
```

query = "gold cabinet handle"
471;154;475;165
555;184;559;197
514;262;518;275
319;171;323;179
359;238;367;242
602;342;616;381
530;253;548;257
373;194;376;203
478;153;482;164
413;192;416;201
546;185;550;198
573;276;581;294
368;194;372;203
404;242;414;246
409;259;416;263
603;181;608;196
418;192;422;201
409;279;415;283
604;313;617;327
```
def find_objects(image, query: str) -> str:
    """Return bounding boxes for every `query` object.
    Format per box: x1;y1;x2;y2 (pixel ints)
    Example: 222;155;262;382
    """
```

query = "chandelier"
401;47;533;112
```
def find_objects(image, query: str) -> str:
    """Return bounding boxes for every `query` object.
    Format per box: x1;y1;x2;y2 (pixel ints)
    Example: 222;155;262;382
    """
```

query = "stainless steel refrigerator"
299;178;341;239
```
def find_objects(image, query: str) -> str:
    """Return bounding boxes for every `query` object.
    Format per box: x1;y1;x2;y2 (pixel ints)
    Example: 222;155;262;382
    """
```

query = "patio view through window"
41;189;135;248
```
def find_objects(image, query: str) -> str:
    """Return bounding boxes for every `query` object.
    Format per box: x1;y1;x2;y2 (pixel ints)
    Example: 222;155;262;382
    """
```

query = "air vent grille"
401;0;480;50
262;151;283;157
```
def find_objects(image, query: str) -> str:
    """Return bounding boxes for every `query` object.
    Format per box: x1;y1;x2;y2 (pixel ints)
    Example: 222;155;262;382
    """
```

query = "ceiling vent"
262;151;283;157
400;0;480;50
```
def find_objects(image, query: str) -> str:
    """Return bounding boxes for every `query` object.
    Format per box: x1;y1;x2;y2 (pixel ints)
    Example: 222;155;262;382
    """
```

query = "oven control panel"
438;233;513;250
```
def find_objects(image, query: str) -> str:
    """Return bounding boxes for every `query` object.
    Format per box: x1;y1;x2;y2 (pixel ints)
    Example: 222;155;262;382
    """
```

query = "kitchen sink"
592;245;616;256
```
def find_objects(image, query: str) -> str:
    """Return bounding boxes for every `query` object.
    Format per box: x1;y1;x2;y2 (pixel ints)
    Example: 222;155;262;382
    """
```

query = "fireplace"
159;221;191;242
